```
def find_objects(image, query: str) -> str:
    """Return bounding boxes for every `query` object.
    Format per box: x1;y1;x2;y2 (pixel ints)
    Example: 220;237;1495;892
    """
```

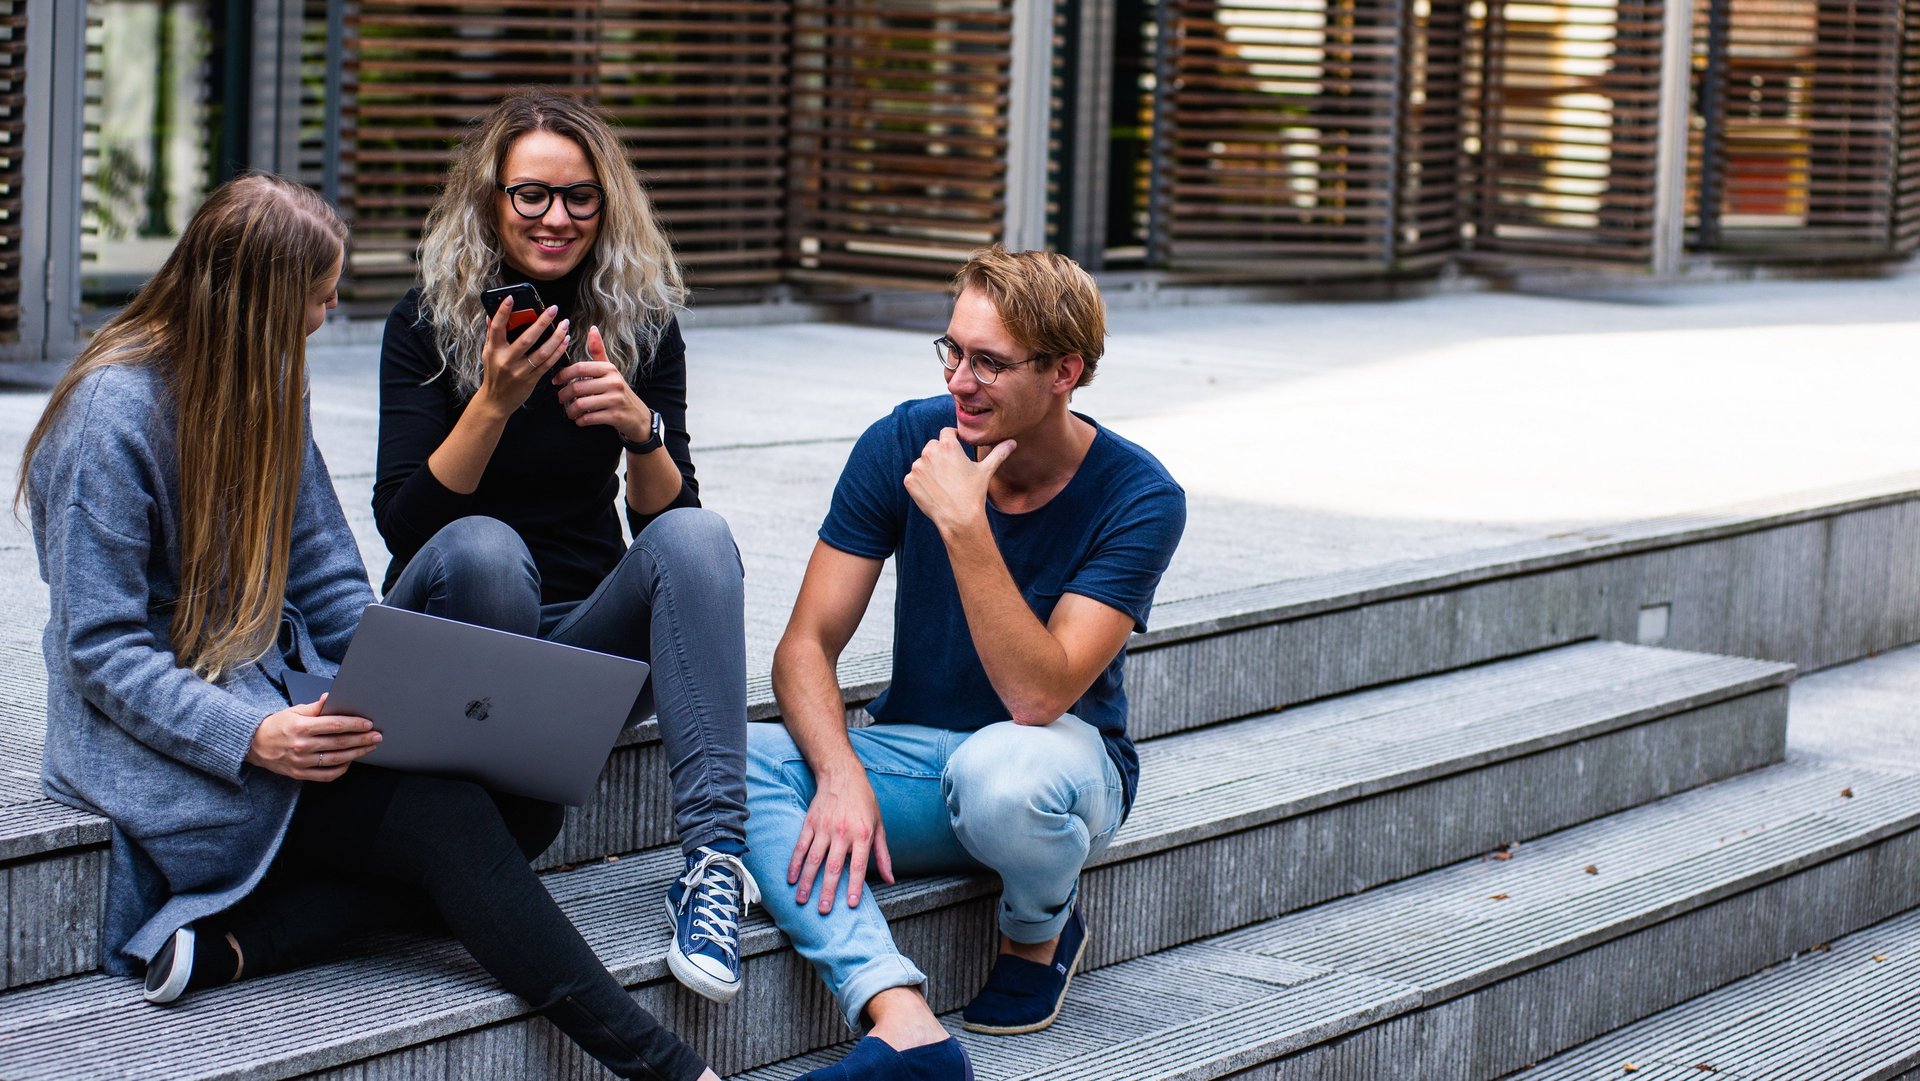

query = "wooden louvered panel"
1691;0;1904;253
0;2;22;342
339;1;788;315
594;0;790;289
1157;0;1407;269
786;0;1012;282
343;3;591;311
1894;0;1920;250
1464;0;1665;263
1397;0;1467;261
299;1;332;194
1802;0;1902;243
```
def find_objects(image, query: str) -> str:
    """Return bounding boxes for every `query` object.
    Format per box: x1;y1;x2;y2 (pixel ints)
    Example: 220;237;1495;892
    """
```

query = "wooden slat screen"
343;3;588;310
1895;0;1920;250
339;1;789;315
1463;0;1665;263
597;0;790;289
785;0;1012;282
1154;0;1408;271
1802;0;1903;246
1690;0;1905;253
1396;0;1467;262
298;0;332;194
0;1;22;343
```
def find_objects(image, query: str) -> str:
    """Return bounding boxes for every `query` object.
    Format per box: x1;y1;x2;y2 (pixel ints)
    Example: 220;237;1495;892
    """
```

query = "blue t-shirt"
820;396;1187;814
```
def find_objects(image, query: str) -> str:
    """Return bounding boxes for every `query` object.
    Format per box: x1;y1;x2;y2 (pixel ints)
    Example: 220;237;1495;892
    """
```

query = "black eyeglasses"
498;181;605;221
934;336;1045;386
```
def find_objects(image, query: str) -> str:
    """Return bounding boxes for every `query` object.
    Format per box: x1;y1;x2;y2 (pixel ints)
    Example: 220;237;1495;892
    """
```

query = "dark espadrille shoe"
960;905;1088;1035
794;1035;974;1081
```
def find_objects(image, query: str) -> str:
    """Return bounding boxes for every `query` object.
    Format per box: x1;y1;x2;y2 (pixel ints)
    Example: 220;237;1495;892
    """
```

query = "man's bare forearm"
938;517;1074;724
772;634;869;782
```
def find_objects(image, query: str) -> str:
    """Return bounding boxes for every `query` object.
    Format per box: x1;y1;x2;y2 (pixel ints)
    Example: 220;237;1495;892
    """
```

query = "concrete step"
9;467;1916;989
0;641;1791;1077
1513;904;1920;1079
740;758;1920;1080
4;570;1608;994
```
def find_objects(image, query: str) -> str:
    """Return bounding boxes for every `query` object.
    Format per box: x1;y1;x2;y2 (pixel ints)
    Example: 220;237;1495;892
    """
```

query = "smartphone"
480;282;546;333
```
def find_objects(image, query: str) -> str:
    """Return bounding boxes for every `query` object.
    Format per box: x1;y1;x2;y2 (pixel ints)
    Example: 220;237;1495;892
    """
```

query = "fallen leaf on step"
1491;851;1513;861
1695;1065;1717;1073
1585;864;1599;875
1810;942;1832;953
1622;1065;1638;1074
1489;893;1510;901
1874;954;1888;962
1841;787;1854;798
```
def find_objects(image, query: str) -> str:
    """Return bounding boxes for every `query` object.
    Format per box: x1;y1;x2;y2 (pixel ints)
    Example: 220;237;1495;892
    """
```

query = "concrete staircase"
1515;904;1920;1080
1511;643;1920;1081
746;758;1919;1080
1;484;1918;1078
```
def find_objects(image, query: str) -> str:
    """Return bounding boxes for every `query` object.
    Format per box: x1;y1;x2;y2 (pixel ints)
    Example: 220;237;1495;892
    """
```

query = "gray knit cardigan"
28;363;373;974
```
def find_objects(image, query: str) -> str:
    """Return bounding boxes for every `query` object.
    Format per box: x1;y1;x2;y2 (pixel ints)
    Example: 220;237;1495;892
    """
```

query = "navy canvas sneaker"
663;845;760;1003
794;1035;975;1081
960;905;1088;1035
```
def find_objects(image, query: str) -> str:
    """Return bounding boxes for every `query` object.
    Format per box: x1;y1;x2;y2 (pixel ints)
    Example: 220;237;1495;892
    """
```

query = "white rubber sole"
143;926;195;1005
661;895;743;1004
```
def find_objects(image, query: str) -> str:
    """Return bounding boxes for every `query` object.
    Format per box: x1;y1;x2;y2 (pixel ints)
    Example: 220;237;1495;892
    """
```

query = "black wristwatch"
622;409;665;455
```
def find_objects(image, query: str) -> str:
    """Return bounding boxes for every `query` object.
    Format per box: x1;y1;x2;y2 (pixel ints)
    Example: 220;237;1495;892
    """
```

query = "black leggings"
217;765;705;1081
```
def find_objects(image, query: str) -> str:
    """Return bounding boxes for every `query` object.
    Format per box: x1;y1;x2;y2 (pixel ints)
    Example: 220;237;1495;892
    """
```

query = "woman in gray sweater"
20;174;717;1081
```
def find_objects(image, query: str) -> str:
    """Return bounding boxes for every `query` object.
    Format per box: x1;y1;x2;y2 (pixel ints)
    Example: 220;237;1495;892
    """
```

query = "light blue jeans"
744;715;1126;1029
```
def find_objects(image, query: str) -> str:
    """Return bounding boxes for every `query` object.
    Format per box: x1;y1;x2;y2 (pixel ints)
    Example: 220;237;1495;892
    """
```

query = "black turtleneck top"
372;266;700;605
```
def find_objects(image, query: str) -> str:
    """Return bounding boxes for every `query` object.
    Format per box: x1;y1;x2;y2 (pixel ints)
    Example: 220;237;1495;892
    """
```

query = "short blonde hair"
952;245;1105;387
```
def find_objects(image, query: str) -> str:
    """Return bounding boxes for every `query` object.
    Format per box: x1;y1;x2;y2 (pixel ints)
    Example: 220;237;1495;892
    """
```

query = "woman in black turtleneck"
371;90;758;1044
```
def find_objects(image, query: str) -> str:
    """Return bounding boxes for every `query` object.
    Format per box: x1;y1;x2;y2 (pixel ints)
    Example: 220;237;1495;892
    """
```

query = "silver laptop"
284;604;649;806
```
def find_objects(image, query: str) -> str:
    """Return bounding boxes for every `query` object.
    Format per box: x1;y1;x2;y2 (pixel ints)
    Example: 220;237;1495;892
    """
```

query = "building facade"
5;0;1918;361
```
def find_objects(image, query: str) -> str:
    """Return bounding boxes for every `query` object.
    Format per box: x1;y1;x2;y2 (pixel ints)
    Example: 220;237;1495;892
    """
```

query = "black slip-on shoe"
143;926;195;1005
961;905;1088;1035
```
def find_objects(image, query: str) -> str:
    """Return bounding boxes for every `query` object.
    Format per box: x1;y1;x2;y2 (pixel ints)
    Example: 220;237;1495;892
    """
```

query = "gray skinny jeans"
383;509;748;853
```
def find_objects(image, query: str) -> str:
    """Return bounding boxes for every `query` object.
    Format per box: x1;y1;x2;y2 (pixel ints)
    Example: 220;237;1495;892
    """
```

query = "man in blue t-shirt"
744;246;1186;1081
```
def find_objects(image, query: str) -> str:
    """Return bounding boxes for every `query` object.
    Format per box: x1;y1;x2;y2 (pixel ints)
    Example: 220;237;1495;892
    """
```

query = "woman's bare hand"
553;326;651;443
246;695;381;782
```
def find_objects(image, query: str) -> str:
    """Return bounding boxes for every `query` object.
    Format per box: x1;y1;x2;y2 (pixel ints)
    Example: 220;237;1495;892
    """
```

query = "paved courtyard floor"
2;272;1916;684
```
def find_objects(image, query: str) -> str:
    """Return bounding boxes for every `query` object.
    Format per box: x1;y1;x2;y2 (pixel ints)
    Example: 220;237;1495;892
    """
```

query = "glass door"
79;0;235;314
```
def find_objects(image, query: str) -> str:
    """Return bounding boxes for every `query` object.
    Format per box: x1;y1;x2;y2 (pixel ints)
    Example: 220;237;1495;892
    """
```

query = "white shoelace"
677;849;762;962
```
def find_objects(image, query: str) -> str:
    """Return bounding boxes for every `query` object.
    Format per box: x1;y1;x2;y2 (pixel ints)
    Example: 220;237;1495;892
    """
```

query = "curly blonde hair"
417;88;685;397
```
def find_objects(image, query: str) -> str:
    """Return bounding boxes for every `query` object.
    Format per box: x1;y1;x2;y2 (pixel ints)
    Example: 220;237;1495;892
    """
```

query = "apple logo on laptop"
464;698;492;723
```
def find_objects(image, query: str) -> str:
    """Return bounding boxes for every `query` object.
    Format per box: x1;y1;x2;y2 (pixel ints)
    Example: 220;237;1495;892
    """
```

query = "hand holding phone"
481;282;545;333
477;283;571;412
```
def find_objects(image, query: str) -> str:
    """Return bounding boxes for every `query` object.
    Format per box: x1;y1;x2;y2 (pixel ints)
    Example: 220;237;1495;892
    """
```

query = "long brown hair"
18;173;347;679
417;88;684;398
